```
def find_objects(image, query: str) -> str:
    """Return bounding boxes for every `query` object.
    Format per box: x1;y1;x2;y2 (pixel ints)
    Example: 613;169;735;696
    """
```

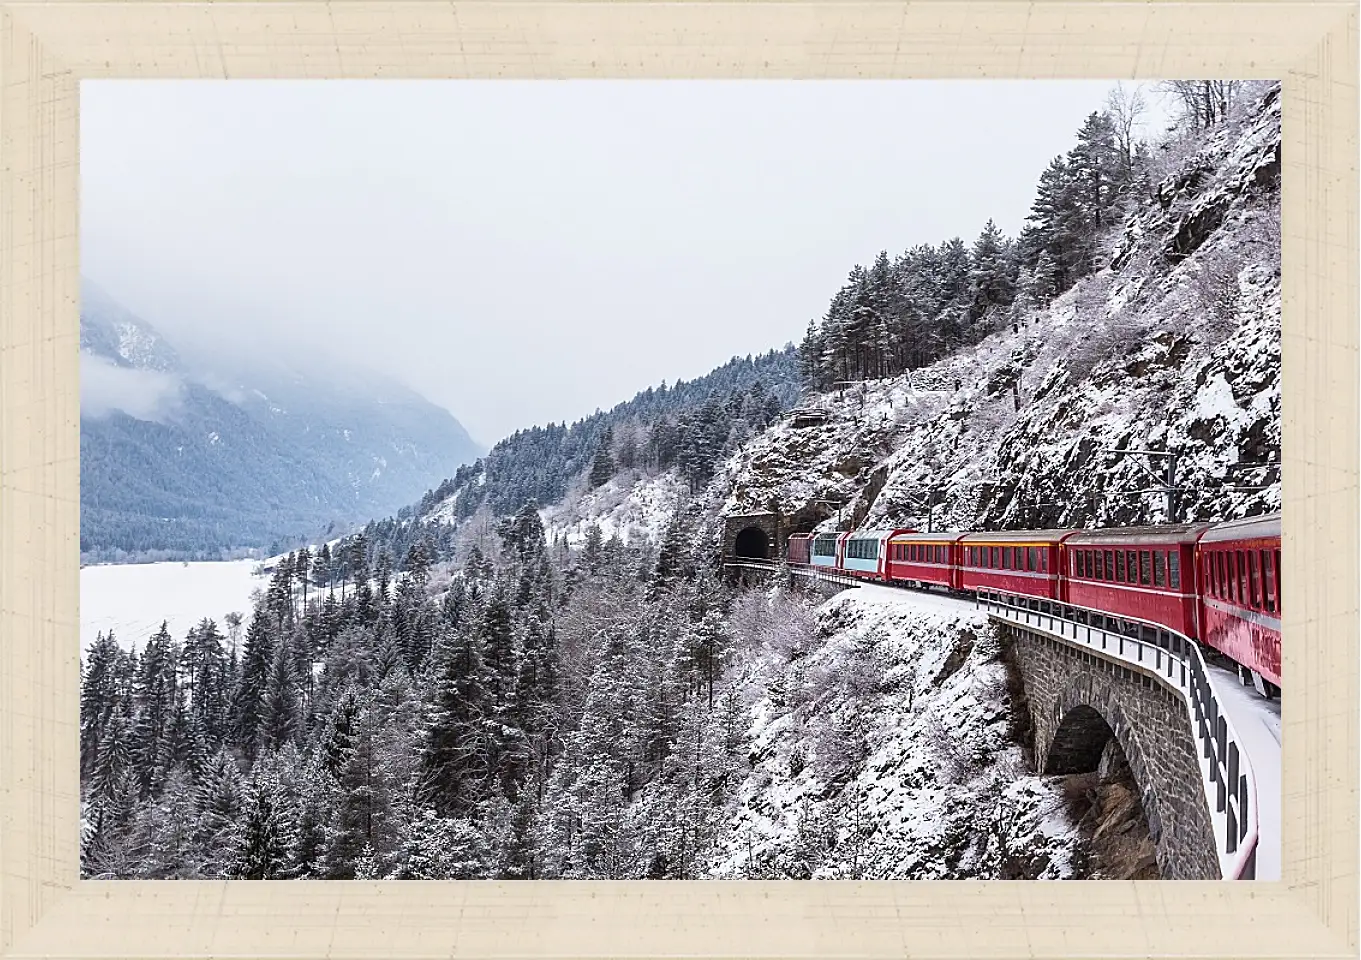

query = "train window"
1040;551;1048;573
1216;553;1227;598
1226;552;1238;602
1274;549;1281;614
990;547;1000;568
1169;552;1181;589
1139;551;1152;585
1126;551;1136;583
1001;548;1010;570
971;546;979;566
1249;552;1261;609
936;546;944;563
1153;552;1165;587
1115;550;1126;582
1236;550;1249;604
1101;550;1113;581
1085;550;1095;579
1025;547;1035;572
1092;551;1102;579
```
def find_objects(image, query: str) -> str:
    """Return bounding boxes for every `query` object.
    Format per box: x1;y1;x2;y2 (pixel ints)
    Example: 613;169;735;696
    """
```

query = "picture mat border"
0;1;1354;958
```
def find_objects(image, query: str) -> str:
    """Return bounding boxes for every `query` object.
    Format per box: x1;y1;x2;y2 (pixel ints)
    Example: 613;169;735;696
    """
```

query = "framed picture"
1;1;1355;958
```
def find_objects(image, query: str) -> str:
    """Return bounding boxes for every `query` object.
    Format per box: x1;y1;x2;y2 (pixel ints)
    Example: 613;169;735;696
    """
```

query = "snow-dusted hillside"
712;86;1281;537
708;586;1085;879
539;470;690;549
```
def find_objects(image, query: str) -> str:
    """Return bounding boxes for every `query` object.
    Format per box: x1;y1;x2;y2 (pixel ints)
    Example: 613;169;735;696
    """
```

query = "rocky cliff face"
710;85;1281;539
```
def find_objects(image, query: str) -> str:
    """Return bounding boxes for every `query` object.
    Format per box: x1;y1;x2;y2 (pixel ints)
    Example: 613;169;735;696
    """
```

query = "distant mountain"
79;280;483;561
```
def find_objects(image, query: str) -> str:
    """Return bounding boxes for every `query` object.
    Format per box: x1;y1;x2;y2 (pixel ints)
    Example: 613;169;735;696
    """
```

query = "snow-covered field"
80;559;265;654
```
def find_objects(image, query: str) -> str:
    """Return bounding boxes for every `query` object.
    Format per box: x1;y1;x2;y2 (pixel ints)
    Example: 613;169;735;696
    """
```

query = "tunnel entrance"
734;526;771;560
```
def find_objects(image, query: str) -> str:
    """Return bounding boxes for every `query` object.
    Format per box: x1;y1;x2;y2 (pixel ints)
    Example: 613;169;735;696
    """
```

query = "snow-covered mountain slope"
707;586;1086;879
712;87;1281;537
538;470;690;550
79;280;483;559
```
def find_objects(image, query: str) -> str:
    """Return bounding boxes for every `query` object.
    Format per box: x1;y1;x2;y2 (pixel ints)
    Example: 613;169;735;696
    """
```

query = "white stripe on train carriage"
1202;595;1282;632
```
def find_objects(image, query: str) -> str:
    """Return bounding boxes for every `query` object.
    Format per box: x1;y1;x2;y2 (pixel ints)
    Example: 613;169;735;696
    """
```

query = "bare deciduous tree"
1105;82;1147;173
1160;80;1243;131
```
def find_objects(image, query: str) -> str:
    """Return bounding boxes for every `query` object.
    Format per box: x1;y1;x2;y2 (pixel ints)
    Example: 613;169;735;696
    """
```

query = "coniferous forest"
83;504;751;880
80;81;1277;881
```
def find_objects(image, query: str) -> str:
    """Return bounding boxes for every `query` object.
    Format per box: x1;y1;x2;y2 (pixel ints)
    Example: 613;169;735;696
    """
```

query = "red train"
787;513;1282;698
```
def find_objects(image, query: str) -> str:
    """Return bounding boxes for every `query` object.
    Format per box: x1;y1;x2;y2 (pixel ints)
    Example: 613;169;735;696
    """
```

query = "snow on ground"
709;585;1085;879
1206;663;1282;880
80;560;265;655
841;581;981;617
542;470;686;549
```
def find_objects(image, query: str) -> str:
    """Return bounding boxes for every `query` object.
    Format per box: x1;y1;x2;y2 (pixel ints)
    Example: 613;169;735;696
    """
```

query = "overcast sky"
81;80;1167;447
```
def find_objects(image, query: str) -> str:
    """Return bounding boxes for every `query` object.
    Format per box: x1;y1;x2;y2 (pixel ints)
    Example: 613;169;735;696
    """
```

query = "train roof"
888;531;967;543
844;528;911;540
1199;512;1281;543
1066;522;1212;546
788;532;815;539
959;529;1080;544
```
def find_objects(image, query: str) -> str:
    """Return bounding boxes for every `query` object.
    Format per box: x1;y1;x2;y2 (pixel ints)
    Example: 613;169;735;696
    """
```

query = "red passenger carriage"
1195;514;1281;696
958;530;1073;600
1062;524;1208;639
885;531;965;589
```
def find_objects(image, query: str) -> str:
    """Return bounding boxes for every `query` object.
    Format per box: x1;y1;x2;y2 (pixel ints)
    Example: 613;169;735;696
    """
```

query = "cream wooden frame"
1;2;1354;957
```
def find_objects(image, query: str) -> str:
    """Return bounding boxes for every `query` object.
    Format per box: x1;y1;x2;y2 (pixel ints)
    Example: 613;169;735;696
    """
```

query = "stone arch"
734;526;771;560
1046;680;1167;856
1045;705;1116;775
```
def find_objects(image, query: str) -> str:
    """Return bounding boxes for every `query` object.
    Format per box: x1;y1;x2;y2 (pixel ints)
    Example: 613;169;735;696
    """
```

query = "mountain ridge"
79;281;484;561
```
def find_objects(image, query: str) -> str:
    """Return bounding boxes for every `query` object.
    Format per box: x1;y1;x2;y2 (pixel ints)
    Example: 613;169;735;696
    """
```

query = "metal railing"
720;558;1259;881
976;589;1258;881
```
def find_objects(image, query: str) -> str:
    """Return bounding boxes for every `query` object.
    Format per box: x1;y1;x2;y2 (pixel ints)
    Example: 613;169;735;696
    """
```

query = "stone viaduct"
1004;625;1222;879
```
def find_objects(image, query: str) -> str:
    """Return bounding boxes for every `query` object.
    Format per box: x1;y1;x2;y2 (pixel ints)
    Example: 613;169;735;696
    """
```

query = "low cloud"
80;353;184;421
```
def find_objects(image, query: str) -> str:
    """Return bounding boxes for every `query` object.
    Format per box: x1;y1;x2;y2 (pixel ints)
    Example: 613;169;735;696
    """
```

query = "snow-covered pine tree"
588;428;616;489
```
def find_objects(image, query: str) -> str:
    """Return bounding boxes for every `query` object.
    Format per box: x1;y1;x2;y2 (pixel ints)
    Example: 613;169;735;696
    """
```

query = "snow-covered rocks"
708;587;1085;879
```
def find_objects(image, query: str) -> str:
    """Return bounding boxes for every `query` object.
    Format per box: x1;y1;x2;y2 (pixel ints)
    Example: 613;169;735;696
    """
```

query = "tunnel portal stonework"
1004;625;1222;880
723;512;784;561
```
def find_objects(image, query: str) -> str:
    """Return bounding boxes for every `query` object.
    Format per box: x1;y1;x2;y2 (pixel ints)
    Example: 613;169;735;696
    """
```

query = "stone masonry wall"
1005;626;1223;880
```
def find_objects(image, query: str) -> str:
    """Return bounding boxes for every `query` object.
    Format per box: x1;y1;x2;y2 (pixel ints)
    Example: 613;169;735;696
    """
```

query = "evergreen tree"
588;429;616;488
80;631;123;780
234;610;275;761
130;622;178;798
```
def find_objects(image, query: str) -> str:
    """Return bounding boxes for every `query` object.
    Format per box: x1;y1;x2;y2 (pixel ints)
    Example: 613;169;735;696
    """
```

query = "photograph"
77;77;1282;883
